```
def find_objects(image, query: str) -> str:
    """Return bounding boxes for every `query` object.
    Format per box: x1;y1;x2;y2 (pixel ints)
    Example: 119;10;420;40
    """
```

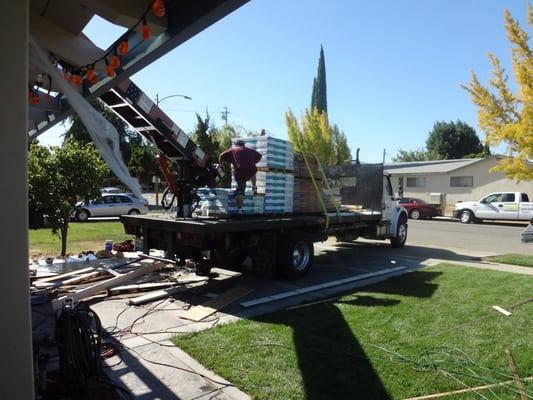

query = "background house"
384;157;533;215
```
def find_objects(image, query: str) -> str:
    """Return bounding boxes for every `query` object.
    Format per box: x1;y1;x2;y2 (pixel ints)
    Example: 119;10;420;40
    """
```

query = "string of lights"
29;0;166;104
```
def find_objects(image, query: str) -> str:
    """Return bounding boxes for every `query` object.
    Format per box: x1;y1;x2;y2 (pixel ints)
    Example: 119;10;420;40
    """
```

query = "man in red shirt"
219;140;262;214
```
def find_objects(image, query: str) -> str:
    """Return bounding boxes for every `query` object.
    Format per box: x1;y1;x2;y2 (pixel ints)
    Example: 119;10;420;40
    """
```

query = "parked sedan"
398;198;439;220
72;194;148;222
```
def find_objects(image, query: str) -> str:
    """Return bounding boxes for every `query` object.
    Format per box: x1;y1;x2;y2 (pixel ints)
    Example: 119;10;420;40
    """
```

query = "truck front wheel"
460;210;475;224
390;215;408;248
278;234;314;279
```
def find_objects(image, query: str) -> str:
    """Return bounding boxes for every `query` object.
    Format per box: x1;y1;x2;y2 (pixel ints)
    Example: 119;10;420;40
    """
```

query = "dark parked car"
398;197;439;220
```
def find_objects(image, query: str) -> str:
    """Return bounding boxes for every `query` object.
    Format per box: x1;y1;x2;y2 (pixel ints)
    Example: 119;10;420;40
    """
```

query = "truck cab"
453;192;533;223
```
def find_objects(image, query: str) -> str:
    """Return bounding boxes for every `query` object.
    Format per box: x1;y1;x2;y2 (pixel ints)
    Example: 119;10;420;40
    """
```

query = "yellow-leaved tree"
462;4;533;180
286;108;351;165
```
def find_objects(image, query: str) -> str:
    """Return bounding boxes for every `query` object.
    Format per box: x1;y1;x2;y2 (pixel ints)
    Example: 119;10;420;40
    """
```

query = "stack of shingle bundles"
293;152;322;180
256;171;294;214
233;172;294;214
293;151;322;214
293;178;321;213
292;152;342;213
240;136;294;171
293;179;341;213
194;188;264;216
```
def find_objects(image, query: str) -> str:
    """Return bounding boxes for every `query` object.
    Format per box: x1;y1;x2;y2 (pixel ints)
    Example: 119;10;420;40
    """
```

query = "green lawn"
484;253;533;268
173;265;533;400
29;221;133;256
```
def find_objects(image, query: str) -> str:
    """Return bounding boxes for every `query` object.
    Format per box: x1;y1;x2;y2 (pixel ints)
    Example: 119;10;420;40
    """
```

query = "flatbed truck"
121;163;408;279
92;80;408;279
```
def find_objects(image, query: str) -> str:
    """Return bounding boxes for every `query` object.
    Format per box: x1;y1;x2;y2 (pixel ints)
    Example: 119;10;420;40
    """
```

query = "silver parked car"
72;194;148;222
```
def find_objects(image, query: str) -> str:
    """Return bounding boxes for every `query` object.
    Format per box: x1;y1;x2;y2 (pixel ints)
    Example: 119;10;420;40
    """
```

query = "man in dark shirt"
219;140;262;214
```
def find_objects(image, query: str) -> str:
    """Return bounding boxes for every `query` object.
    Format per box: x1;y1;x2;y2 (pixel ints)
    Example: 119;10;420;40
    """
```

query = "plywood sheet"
180;287;253;322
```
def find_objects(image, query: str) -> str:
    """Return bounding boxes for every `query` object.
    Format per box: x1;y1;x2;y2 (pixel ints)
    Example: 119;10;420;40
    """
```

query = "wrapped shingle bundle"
194;188;264;216
293;178;341;213
293;152;322;180
240;136;294;171
233;171;294;214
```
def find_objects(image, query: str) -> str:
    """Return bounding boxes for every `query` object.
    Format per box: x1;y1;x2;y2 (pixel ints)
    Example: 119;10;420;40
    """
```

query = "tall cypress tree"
311;45;328;113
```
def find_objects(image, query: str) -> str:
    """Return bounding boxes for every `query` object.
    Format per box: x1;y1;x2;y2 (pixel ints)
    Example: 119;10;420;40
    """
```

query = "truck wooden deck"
121;204;407;279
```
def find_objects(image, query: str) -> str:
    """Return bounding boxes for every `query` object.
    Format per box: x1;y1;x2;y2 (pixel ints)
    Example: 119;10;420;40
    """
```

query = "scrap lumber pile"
29;253;216;310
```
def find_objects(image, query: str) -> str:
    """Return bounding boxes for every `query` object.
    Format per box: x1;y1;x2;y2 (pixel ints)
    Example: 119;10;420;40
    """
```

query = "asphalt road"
406;218;533;256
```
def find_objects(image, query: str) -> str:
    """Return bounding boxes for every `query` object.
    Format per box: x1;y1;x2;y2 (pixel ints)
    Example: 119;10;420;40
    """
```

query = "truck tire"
278;233;314;279
460;210;474;224
390;215;408;248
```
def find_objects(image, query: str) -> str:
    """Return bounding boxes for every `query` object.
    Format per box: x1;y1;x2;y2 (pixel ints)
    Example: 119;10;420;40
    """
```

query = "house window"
450;176;473;187
406;177;426;188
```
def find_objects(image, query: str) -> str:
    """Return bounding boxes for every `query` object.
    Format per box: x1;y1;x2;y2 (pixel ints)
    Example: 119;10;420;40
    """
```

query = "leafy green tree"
287;108;343;165
28;140;109;256
311;45;328;113
462;4;533;180
332;124;352;164
191;112;221;163
189;114;240;187
392;148;431;162
426;120;483;159
128;145;160;188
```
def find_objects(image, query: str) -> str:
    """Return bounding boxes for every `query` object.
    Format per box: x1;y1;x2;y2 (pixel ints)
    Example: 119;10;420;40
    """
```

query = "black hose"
55;302;132;399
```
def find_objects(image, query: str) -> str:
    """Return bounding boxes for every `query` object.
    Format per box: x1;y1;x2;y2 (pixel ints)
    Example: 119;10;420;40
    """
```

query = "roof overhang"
28;0;249;138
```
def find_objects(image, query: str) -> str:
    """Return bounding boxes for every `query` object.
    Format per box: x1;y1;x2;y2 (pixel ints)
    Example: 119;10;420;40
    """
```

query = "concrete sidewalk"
422;258;533;275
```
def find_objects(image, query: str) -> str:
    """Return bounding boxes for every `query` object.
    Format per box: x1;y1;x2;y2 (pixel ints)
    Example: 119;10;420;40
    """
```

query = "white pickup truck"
453;192;533;223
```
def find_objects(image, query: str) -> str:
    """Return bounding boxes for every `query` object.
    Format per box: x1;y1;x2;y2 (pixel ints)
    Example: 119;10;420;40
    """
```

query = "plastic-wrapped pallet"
240;136;294;171
233;171;294;214
194;188;264;216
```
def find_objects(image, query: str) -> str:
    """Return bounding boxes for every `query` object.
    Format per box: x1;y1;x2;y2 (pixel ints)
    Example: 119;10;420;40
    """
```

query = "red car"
398;197;439;220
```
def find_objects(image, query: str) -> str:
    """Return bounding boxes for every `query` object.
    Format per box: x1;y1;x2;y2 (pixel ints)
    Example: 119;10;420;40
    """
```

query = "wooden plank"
109;282;177;293
180;287;253;322
33;266;98;284
52;261;165;310
34;269;109;289
402;376;533;400
128;280;207;306
505;349;527;400
492;305;512;316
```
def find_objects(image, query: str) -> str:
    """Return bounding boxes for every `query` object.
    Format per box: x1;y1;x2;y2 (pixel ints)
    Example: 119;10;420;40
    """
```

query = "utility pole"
221;106;230;125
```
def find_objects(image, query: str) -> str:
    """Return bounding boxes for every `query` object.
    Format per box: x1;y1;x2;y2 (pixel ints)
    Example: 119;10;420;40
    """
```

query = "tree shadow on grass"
253;269;442;399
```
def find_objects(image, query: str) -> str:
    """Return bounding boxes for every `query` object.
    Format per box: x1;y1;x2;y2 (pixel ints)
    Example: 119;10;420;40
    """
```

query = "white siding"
389;158;533;215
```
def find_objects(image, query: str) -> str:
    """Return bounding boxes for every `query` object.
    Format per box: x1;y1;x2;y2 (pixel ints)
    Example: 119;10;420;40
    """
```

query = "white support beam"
0;1;35;399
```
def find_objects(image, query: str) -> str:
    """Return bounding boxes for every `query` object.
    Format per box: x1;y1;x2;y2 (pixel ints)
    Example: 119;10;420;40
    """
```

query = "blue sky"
39;0;528;162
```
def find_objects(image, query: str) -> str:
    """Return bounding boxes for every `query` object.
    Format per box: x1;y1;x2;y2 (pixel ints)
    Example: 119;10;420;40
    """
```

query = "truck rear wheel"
278;233;314;279
390;215;407;248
